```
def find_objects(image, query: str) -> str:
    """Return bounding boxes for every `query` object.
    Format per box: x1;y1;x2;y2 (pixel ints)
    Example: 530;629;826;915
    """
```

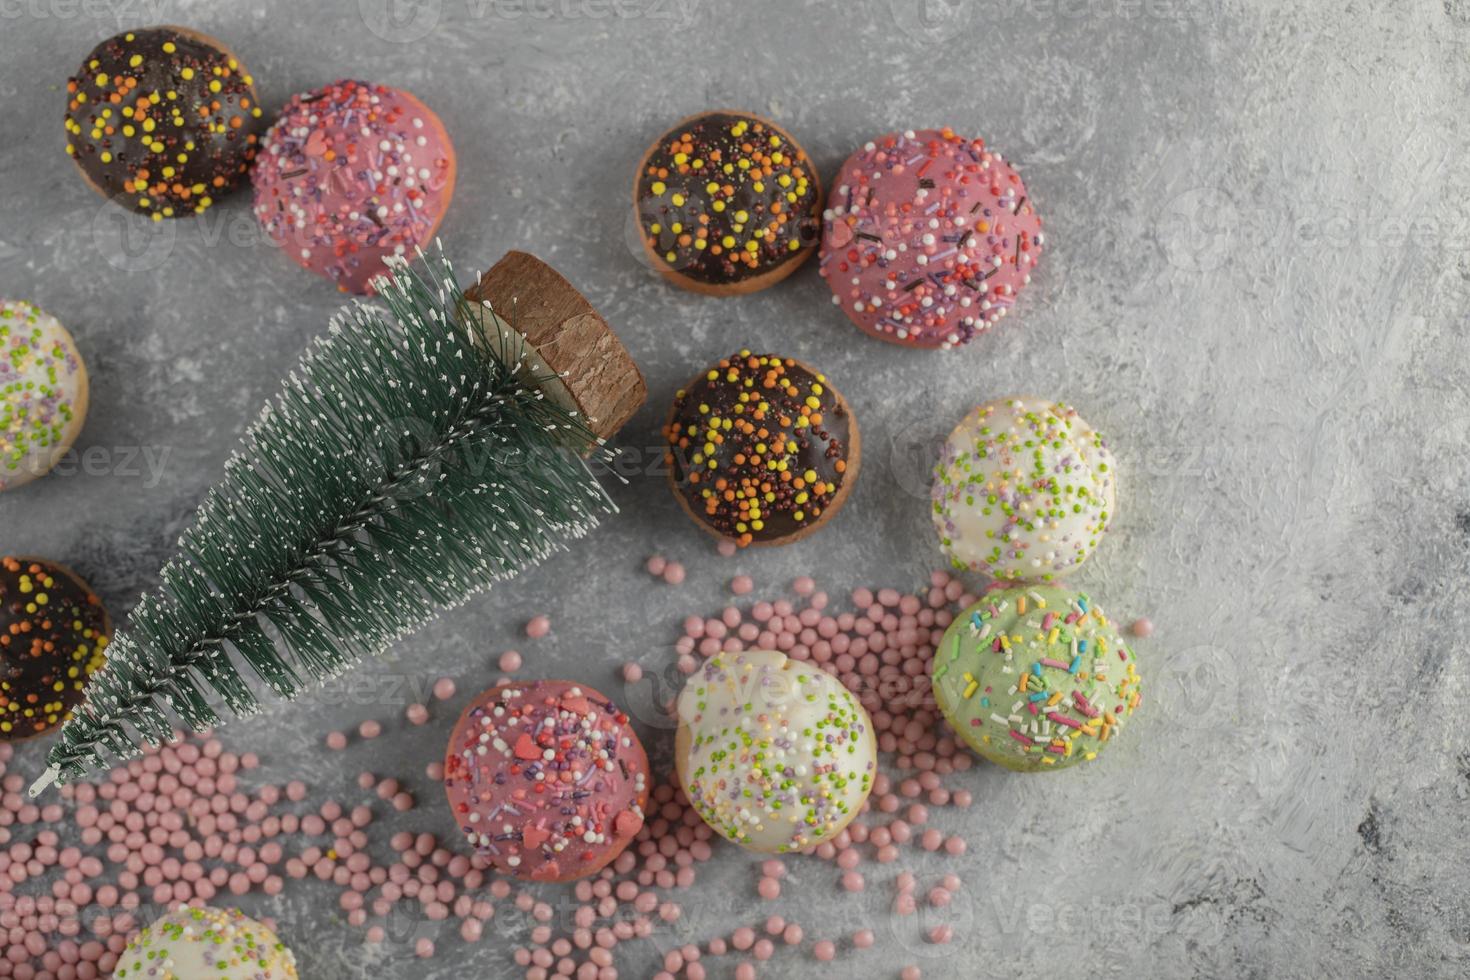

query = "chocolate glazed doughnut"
64;26;264;217
634;111;822;296
663;351;860;547
0;557;111;742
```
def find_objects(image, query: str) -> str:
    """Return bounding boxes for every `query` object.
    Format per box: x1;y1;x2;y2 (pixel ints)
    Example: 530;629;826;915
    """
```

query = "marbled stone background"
3;0;1469;976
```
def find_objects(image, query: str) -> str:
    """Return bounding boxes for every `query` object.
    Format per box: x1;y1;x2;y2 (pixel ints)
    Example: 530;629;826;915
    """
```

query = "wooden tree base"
465;251;647;443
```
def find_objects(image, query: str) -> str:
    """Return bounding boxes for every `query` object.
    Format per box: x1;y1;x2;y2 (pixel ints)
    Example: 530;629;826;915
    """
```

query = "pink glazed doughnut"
252;80;456;294
443;680;650;882
818;127;1043;350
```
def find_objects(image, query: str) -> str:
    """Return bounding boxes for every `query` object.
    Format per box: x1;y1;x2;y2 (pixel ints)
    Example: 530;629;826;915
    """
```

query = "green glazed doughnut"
933;585;1141;771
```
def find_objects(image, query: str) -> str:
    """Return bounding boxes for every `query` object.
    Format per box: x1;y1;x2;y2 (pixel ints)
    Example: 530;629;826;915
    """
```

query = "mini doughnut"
676;649;876;853
0;556;111;742
635;111;821;295
443;680;649;882
252;80;457;294
663;351;859;547
932;397;1115;582
1;300;89;492
819;127;1043;349
113;904;298;979
933;586;1142;771
64;26;264;218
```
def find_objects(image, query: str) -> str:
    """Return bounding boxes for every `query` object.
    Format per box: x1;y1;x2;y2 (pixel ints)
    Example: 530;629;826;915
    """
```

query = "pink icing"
252;80;456;295
443;680;649;882
818;128;1043;350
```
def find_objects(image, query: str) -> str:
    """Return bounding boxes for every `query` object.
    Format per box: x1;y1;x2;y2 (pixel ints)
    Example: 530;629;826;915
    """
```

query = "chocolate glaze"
0;557;111;742
64;27;264;217
664;352;853;546
636;112;821;286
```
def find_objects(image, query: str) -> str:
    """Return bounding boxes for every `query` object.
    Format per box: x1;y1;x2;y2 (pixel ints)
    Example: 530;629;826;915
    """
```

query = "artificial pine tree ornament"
30;248;646;794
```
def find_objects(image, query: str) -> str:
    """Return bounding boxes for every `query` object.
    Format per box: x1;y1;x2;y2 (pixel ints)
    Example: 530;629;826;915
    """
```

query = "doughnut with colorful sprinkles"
676;648;877;852
663;351;859;547
64;27;264;218
931;397;1116;581
0;556;111;742
252;80;457;294
0;301;89;493
113;904;298;979
443;680;650;882
635;111;822;295
933;586;1141;771
819;127;1043;349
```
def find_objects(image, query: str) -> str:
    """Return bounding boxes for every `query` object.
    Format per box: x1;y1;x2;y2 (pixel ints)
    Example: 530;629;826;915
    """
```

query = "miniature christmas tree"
31;248;646;793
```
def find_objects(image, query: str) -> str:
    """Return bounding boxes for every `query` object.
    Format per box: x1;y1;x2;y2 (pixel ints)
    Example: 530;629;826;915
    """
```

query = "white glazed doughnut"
1;300;88;492
931;397;1116;582
676;649;876;853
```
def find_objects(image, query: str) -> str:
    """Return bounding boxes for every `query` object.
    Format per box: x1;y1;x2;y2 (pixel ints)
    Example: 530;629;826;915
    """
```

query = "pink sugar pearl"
358;720;381;739
902;968;922;980
1131;617;1154;637
927;925;953;945
499;650;523;672
325;731;347;750
525;614;552;638
731;575;754;595
853;928;875;949
433;677;456;701
646;555;668;576
814;940;836;961
622;662;643;682
757;876;780;900
663;562;686;585
717;539;738;557
405;703;429;725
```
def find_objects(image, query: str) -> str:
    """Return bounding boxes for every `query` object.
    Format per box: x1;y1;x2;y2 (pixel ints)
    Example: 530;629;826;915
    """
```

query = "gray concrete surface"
3;0;1470;976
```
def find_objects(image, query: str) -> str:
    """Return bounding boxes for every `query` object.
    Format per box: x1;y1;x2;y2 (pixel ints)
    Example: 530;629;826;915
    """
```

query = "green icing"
932;585;1142;772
